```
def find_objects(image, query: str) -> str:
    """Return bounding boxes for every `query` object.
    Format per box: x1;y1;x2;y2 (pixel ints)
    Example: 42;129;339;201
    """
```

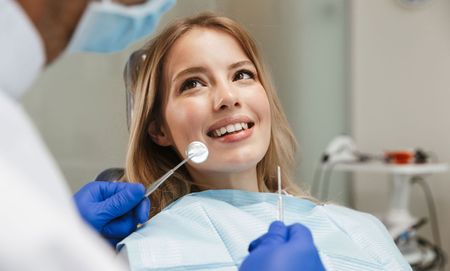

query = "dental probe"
144;141;208;197
277;165;284;222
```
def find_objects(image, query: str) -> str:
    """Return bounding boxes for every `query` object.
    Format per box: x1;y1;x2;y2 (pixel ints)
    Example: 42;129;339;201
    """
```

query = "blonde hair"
124;12;308;216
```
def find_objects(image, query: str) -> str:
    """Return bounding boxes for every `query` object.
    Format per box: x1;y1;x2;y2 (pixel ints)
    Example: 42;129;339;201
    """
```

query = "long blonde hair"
124;12;306;216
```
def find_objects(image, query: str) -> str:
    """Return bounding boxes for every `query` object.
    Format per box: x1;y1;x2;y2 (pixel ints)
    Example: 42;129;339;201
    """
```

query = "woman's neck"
189;168;259;192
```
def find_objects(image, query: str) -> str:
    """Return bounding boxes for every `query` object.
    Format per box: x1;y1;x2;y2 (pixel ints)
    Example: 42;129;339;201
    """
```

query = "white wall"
351;0;450;266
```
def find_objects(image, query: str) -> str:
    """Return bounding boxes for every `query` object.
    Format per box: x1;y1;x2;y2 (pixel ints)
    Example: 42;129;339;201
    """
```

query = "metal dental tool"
277;165;284;222
144;141;209;197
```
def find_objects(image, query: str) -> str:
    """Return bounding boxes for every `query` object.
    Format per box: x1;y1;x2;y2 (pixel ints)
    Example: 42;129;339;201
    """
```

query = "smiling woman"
156;27;272;192
124;12;301;215
118;12;411;271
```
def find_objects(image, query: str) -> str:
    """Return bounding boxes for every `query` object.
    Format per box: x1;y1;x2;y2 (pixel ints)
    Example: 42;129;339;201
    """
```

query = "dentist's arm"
74;181;150;246
240;221;326;271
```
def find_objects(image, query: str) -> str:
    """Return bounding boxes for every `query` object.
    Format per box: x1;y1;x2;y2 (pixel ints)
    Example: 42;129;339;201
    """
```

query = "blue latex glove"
240;221;326;271
74;181;150;246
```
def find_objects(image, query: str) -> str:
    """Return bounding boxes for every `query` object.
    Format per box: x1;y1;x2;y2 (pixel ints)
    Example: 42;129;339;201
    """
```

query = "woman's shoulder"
118;191;243;245
163;190;230;210
319;203;387;232
315;204;411;270
117;192;251;270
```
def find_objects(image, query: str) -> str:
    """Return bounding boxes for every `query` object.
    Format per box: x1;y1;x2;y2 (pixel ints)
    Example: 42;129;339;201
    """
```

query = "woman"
118;13;411;271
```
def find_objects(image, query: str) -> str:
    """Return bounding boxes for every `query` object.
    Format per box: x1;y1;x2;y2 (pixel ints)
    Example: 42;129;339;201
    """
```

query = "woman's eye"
234;70;255;81
180;79;203;92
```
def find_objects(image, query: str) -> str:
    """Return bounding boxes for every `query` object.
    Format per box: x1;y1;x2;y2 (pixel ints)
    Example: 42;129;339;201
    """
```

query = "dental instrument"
144;141;209;197
277;165;284;222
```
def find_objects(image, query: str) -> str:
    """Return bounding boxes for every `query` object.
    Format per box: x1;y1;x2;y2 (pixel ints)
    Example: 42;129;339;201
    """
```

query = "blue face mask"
66;0;176;54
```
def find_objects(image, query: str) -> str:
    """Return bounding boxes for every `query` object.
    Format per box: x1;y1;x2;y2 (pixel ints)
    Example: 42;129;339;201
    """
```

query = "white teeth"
211;122;251;137
226;124;235;133
234;123;242;131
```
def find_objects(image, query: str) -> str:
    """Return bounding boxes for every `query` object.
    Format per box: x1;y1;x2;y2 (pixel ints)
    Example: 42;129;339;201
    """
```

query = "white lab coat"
0;1;127;270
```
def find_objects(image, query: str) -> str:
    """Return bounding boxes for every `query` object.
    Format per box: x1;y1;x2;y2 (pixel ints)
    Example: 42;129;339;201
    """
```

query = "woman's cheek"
249;88;271;121
166;100;206;134
181;101;206;120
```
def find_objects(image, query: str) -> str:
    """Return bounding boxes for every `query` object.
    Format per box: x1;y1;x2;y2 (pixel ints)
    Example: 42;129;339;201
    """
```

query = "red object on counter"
385;150;414;164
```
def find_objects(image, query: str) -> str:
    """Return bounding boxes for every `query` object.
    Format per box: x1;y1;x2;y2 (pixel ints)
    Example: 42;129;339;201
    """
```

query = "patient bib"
118;190;411;271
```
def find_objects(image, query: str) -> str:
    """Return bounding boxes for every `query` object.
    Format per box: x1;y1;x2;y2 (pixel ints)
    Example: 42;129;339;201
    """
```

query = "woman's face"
154;27;271;188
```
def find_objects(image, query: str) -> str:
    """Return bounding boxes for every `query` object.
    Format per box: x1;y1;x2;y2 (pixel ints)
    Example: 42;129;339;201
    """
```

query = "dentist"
0;0;174;270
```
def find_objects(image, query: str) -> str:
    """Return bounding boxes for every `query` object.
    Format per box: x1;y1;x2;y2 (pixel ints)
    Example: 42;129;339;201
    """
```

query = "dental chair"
94;168;124;182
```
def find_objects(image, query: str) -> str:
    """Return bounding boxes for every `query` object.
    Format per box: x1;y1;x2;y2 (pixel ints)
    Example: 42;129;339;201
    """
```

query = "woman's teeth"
212;122;249;137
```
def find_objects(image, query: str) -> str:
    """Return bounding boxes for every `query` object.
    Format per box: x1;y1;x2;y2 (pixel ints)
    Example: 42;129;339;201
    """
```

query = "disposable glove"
240;221;326;271
74;181;150;246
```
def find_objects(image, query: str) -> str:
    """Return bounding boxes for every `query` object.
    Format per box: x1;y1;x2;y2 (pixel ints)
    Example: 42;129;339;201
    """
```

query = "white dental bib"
118;189;411;271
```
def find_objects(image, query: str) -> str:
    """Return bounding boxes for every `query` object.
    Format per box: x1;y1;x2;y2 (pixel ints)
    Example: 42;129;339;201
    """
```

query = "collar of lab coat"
0;0;45;99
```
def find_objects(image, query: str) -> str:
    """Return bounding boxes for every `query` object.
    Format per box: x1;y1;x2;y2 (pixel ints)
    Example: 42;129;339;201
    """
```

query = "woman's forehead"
164;27;251;76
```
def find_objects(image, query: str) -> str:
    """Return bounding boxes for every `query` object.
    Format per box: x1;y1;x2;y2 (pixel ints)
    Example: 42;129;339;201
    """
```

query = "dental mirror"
144;141;209;197
186;141;209;164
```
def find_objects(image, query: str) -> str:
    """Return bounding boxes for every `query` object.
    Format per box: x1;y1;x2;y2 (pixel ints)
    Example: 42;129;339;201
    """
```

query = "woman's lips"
212;124;254;143
207;122;254;138
207;115;254;135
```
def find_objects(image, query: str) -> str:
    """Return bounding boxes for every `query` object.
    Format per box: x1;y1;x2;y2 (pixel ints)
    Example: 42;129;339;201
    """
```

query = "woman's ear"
148;121;172;146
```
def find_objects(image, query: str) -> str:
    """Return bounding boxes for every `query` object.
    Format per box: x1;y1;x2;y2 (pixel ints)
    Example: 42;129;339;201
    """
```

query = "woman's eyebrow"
172;60;254;83
172;67;207;83
229;60;254;70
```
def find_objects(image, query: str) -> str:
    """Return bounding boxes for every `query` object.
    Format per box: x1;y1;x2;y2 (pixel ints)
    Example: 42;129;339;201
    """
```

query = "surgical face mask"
66;0;176;54
0;0;45;99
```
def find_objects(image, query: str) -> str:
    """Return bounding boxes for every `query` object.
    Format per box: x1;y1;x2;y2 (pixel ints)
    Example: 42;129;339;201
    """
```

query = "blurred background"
22;0;450;269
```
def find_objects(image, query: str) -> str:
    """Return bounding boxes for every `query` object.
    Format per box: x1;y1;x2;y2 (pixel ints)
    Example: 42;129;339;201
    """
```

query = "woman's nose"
213;82;240;111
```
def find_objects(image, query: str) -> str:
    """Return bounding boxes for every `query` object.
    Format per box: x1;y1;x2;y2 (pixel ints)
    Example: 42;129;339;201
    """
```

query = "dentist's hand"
240;221;326;271
74;181;150;246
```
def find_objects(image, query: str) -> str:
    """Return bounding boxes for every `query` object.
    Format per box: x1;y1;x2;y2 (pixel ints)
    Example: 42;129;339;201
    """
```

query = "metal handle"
144;156;190;197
